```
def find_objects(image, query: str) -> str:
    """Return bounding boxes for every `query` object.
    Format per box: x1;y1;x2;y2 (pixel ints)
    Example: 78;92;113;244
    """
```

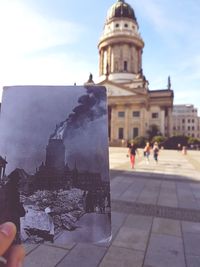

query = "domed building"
97;0;174;145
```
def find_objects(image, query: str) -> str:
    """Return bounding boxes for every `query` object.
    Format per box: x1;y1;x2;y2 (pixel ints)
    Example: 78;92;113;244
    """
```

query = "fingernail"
0;222;13;237
0;256;7;264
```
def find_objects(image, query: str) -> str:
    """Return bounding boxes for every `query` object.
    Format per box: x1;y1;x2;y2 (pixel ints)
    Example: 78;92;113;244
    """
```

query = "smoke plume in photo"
0;85;109;179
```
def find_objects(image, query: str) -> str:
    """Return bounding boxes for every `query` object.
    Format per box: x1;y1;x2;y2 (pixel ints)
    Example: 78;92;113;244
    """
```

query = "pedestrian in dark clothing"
6;169;26;244
85;191;94;213
153;142;159;163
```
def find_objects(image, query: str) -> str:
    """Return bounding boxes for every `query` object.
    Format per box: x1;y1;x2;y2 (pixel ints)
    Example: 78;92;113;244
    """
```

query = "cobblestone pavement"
24;148;200;267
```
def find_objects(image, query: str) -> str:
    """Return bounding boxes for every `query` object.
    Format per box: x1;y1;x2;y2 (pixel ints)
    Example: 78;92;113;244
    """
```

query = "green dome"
107;0;137;22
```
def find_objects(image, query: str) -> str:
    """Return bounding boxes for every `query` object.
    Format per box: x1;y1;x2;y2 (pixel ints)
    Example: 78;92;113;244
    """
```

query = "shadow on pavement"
109;169;200;184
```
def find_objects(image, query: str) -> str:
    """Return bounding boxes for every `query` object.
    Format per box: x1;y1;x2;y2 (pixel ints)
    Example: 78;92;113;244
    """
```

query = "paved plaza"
24;148;200;267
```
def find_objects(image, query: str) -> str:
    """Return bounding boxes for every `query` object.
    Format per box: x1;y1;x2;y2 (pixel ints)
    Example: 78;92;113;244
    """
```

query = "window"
133;111;140;117
192;119;194;123
124;61;128;71
124;23;128;28
133;127;139;138
188;119;190;123
192;126;195;130
115;23;119;28
118;111;125;118
182;119;185;123
118;128;124;139
152;113;159;119
188;126;190;130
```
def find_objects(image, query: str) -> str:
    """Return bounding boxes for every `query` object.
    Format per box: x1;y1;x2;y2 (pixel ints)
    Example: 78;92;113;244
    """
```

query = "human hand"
0;222;25;267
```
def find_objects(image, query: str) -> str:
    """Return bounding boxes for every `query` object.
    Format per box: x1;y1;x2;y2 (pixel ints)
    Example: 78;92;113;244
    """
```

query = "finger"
0;222;16;256
6;245;25;267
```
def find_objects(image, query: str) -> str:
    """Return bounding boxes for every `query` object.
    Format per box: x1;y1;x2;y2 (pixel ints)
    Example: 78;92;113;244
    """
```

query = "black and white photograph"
0;85;111;245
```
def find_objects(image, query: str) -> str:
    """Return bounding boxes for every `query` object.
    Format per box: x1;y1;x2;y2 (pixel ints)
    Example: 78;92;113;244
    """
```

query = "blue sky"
0;0;200;113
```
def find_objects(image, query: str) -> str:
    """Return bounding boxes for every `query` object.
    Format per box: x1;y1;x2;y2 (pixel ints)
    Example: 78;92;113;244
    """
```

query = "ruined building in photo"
33;137;103;193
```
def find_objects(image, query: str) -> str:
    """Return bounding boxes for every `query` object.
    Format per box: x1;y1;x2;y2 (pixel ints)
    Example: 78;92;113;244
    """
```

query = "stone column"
119;46;123;71
108;46;111;74
124;104;131;141
100;49;104;76
138;49;142;73
103;49;107;75
101;50;103;76
145;104;150;137
160;108;165;135
111;45;115;73
133;46;137;73
140;106;145;136
99;50;101;76
168;107;173;137
164;107;172;137
130;45;133;73
110;105;117;142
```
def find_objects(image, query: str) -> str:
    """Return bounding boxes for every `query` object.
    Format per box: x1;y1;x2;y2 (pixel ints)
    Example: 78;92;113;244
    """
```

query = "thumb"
0;222;16;256
6;245;25;267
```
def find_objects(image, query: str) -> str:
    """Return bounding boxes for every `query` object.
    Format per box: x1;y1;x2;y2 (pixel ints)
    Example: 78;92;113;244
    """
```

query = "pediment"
102;83;137;97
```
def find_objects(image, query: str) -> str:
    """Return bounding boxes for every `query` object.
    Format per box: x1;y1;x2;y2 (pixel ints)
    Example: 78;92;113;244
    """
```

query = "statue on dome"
88;73;93;83
167;76;171;90
85;73;94;85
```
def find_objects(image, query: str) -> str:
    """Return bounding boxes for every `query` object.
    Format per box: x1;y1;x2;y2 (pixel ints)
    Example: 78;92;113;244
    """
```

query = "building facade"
96;0;174;145
172;105;200;138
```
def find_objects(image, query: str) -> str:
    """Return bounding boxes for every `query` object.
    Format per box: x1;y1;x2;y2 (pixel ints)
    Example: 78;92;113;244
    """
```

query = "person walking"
144;142;151;164
128;142;138;169
153;142;159;163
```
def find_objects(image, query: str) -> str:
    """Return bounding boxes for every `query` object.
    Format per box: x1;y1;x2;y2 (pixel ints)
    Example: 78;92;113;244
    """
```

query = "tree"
152;135;166;145
147;124;160;140
162;135;188;149
133;136;147;148
188;137;200;145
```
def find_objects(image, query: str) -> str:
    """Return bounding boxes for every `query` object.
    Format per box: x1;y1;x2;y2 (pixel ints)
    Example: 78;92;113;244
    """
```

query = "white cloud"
0;1;84;58
133;0;200;53
0;52;98;91
0;1;89;100
133;0;200;112
134;0;188;35
174;90;200;108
